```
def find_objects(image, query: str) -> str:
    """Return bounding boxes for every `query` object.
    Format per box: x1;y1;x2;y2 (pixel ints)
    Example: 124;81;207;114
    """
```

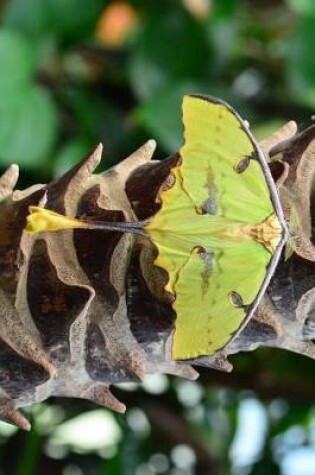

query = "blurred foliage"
0;0;315;474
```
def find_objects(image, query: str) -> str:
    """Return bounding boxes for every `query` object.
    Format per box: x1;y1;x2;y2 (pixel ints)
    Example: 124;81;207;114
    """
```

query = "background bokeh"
0;0;315;474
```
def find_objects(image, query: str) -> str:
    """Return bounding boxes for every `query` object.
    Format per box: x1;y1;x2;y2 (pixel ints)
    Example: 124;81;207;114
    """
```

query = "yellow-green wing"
172;241;270;358
146;95;286;359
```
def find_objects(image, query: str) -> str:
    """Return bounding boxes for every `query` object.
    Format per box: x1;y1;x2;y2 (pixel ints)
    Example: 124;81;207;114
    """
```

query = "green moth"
26;95;288;361
146;95;287;359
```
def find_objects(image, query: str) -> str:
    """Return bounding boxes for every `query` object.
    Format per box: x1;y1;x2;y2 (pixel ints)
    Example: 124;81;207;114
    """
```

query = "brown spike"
83;384;126;413
260;121;298;157
112;140;157;178
0;399;31;431
57;143;103;185
0;164;19;201
162;363;199;380
191;353;233;372
45;143;103;214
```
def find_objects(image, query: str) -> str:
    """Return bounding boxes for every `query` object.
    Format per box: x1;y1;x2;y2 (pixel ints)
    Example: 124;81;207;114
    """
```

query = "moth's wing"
146;94;285;360
181;94;276;223
172;240;270;359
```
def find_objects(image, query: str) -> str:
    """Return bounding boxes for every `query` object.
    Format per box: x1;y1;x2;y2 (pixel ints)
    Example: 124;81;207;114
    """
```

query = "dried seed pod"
0;122;314;430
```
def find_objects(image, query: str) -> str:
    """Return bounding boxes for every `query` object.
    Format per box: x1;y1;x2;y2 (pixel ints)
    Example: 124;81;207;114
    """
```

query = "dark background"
0;0;315;474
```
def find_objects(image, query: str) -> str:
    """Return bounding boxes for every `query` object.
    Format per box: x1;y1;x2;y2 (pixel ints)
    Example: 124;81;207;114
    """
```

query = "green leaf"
0;29;57;168
137;82;243;152
286;0;315;15
3;0;50;38
0;29;35;98
53;138;92;177
129;5;211;99
62;89;126;167
253;119;290;141
3;0;104;41
48;0;104;39
212;0;238;18
0;86;58;167
205;0;240;74
286;15;315;107
136;83;205;152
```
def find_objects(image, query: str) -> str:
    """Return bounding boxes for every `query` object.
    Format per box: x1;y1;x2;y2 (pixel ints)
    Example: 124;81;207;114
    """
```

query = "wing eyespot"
228;290;244;308
192;245;206;255
195;206;206;215
161;172;176;191
234;156;251;173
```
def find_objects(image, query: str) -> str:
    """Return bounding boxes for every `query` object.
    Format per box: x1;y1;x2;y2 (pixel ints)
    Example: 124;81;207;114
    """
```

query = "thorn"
78;143;103;176
166;364;199;380
90;143;103;171
113;140;157;176
118;350;145;382
260;121;298;157
144;139;157;160
189;354;233;372
0;164;19;200
84;385;126;413
54;142;104;185
38;357;57;379
0;400;31;431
